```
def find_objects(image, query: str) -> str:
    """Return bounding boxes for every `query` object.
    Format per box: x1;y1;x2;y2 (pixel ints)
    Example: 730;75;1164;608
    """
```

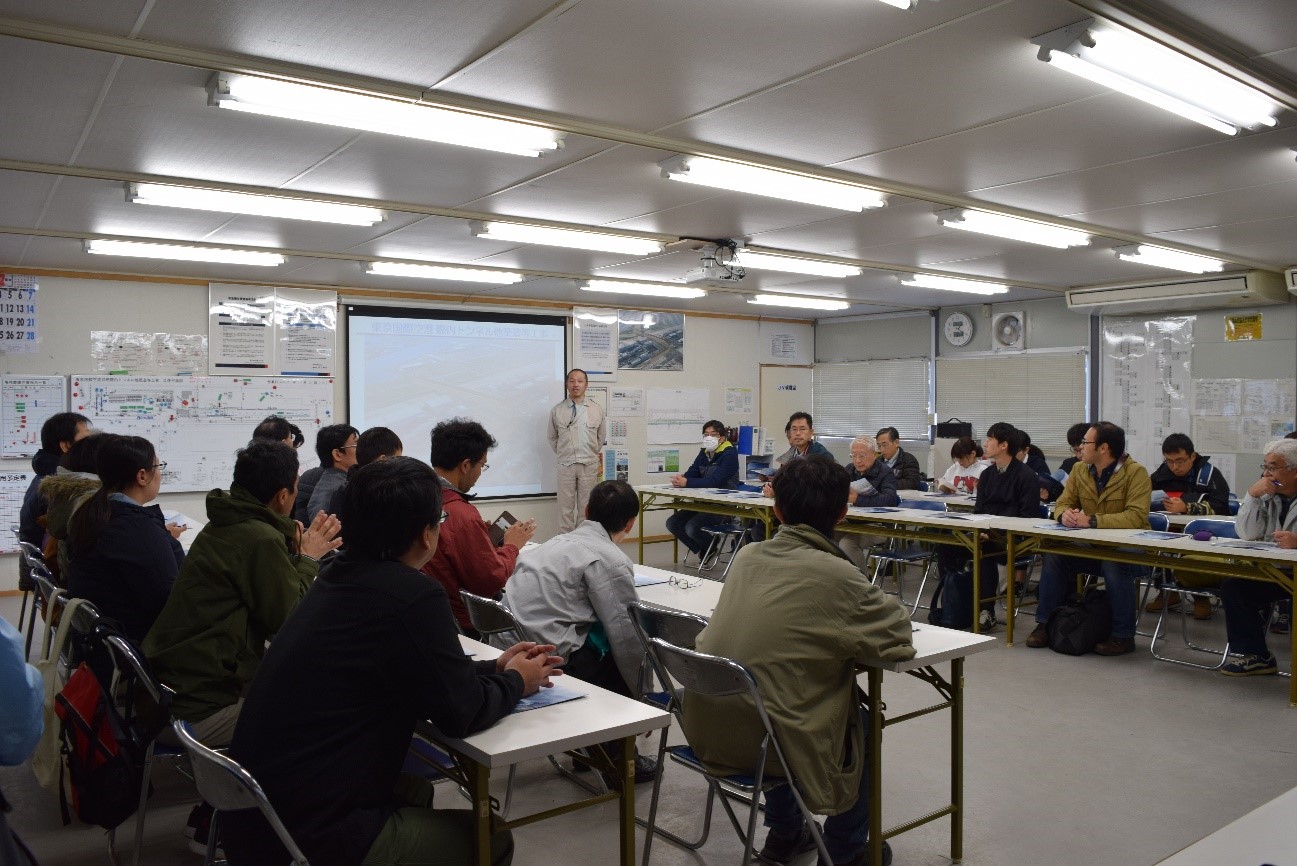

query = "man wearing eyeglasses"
1145;433;1232;619
548;368;607;533
302;423;359;520
1026;421;1151;655
1217;438;1297;676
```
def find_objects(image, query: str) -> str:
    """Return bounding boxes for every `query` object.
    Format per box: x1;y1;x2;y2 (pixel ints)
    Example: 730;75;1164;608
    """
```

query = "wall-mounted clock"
942;311;974;347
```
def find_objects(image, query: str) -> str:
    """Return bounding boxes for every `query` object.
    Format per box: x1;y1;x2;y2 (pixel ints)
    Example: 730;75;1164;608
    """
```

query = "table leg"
638;493;647;564
951;657;964;863
970;531;982;634
618;736;636;866
470;761;491;866
867;667;883;866
1005;532;1016;646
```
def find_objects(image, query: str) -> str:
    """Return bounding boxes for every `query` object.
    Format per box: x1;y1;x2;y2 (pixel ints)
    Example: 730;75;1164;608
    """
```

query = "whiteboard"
1;375;68;457
70;375;334;492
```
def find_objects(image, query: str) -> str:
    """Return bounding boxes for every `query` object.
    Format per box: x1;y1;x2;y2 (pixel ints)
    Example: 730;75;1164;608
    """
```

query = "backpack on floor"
1046;589;1112;656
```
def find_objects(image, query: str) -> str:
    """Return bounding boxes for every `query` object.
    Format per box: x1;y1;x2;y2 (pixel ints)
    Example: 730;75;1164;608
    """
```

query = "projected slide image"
618;312;683;371
348;309;565;499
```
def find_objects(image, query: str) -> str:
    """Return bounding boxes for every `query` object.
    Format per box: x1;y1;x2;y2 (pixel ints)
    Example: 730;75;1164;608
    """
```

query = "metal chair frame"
695;521;748;579
17;540;52;658
173;720;310;866
865;499;945;616
1149;518;1236;669
642;635;833;866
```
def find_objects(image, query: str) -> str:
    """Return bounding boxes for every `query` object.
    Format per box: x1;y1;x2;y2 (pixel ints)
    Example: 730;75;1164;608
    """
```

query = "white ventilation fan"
991;311;1025;350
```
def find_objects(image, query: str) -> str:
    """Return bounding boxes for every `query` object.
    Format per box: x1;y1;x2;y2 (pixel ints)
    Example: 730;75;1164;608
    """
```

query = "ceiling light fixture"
659;155;886;211
747;294;850;311
581;280;706;299
935;208;1091;249
208;73;563;158
900;274;1010;295
84;239;284;266
365;261;525;284
126;183;385;226
874;0;918;8
1032;19;1281;136
1113;244;1225;274
470;221;665;255
737;250;863;278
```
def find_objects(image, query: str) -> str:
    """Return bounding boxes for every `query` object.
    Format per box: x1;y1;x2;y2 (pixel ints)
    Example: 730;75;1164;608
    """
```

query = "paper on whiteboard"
1243;379;1296;417
610;387;643;416
0;275;39;355
155;334;208;375
725;387;754;415
276;287;335;376
210;286;274;373
0;471;32;552
1192;379;1240;416
1209;453;1236;491
1;376;67;457
1192;416;1239;455
92;331;207;375
647;387;708;444
608;418;628;448
573;307;618;377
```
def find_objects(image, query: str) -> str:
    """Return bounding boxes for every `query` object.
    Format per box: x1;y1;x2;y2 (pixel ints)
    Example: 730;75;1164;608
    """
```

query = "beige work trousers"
557;461;599;533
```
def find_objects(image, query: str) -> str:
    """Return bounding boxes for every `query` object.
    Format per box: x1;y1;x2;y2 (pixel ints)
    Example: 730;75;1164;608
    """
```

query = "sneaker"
1271;612;1291;635
978;609;997;633
1220;654;1278;676
1025;624;1050;648
1144;590;1180;613
186;807;224;859
1192;598;1213;620
816;840;893;866
759;820;821;864
1094;636;1136;656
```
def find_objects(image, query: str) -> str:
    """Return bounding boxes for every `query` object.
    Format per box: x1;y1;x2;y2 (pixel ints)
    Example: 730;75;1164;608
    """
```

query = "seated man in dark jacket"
666;420;740;558
835;437;899;573
876;426;922;490
223;458;561;866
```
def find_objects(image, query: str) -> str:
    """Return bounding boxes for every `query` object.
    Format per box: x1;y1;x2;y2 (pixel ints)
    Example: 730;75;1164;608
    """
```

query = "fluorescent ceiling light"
748;294;850;311
936;208;1091;249
209;74;563;158
84;239;284;266
127;183;385;226
737;250;863;278
900;274;1009;295
659;155;886;211
874;0;915;8
470;221;664;255
365;261;524;284
582;280;706;299
1113;244;1225;274
1033;20;1281;136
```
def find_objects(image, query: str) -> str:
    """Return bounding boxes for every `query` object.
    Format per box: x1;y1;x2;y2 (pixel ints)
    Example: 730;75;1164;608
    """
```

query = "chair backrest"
916;480;929;492
172;721;310;866
459;591;532;643
627;600;709;652
17;540;47;572
1038;503;1052;519
1051;468;1069;483
907;499;946;512
1147;512;1170;532
1183;518;1239;539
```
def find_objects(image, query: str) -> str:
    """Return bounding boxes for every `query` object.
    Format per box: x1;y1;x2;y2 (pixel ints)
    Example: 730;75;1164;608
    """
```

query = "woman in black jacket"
65;435;184;642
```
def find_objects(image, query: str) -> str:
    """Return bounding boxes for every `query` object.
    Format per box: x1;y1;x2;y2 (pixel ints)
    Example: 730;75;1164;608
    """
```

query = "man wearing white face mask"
667;421;739;559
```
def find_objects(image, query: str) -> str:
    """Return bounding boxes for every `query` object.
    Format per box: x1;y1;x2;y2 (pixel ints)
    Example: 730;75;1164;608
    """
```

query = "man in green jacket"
681;456;914;866
1026;421;1151;655
143;440;342;746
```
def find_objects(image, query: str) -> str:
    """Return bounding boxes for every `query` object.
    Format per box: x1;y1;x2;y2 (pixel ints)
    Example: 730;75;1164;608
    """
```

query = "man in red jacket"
423;418;536;636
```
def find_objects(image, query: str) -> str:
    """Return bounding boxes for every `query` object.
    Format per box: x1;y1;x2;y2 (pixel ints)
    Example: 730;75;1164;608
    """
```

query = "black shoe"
817;840;892;866
1094;636;1136;656
759;820;821;864
599;754;658;788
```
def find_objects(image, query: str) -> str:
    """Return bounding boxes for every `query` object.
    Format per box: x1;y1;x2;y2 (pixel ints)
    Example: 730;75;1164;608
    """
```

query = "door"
759;364;814;447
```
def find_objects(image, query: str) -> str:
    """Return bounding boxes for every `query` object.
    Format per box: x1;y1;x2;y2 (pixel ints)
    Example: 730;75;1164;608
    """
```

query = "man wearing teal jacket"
143;440;341;746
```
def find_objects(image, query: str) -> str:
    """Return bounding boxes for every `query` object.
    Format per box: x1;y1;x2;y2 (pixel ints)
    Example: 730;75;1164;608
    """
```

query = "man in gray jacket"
502;479;656;783
1219;437;1297;676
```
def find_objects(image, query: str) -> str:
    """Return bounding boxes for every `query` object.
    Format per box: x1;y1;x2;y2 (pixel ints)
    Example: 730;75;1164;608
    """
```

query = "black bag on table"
1046;589;1112;655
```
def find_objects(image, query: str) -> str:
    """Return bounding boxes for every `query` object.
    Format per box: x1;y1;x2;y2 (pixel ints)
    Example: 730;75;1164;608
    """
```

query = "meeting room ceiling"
0;0;1294;319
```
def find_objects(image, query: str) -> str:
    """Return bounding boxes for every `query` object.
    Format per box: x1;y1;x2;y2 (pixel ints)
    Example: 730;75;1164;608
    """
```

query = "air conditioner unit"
1066;270;1288;315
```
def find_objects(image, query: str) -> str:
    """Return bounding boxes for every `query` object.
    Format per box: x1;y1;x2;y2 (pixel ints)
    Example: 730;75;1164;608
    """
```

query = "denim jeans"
1221;577;1289;658
1036;552;1138;638
665;510;730;555
763;709;871;864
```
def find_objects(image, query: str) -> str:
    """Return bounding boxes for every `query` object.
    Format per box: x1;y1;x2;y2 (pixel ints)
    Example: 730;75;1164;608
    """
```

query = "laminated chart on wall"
0;471;33;553
70;376;333;491
1;376;68;457
1101;316;1193;468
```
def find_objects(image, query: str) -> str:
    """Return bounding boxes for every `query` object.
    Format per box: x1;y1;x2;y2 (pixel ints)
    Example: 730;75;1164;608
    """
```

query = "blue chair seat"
404;738;455;781
667;745;761;790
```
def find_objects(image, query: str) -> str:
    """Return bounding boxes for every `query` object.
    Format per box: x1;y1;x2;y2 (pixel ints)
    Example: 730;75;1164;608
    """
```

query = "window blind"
812;357;931;439
935;350;1087;446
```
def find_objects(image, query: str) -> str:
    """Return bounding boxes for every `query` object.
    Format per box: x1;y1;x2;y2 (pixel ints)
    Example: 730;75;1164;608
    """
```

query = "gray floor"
4;543;1294;866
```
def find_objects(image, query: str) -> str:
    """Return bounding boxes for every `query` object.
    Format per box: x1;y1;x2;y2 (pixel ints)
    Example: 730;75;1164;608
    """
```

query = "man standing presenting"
548;368;607;533
683;457;914;866
1026;421;1151;655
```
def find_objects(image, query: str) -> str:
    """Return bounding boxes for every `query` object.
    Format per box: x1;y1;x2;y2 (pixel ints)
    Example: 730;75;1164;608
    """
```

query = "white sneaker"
978;609;997;632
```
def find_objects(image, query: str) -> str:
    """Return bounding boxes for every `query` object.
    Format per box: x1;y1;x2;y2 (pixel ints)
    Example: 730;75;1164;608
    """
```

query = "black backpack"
1046;589;1113;655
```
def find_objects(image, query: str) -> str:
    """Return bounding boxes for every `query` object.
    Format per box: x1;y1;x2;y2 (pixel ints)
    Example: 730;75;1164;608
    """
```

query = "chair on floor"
17;540;52;657
640;635;833;866
627;600;714;864
866;499;944;617
172;720;309;866
695;520;748;579
1133;512;1171;637
1149;518;1235;669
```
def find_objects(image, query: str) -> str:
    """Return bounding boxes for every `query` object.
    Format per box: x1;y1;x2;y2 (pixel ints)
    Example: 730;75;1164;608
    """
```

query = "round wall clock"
942;311;974;347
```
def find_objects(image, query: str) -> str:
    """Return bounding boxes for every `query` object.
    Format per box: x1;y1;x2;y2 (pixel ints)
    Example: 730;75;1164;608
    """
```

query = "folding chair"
172;720;310;866
1149;518;1236;669
626;600;714;864
18;540;51;658
642;636;833;866
696;520;748;579
1132;512;1171;637
866;499;944;616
